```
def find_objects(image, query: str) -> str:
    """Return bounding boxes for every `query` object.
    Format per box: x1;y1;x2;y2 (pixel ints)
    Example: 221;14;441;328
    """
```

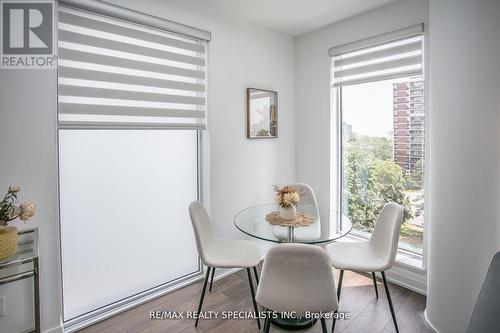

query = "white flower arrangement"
0;185;36;227
272;185;300;208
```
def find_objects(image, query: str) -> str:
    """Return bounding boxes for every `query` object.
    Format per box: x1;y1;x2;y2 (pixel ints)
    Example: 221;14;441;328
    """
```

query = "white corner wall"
107;0;296;240
425;0;500;332
294;0;429;231
1;1;295;331
0;68;62;333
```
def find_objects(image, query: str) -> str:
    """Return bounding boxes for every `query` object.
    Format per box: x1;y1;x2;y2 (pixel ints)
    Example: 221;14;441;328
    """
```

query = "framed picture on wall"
246;88;278;139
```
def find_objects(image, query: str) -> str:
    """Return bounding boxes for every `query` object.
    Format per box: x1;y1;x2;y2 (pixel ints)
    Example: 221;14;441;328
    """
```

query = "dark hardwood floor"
79;266;433;333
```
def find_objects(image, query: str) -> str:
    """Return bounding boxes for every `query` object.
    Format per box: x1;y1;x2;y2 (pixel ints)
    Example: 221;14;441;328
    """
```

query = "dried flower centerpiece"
272;184;300;220
0;185;36;259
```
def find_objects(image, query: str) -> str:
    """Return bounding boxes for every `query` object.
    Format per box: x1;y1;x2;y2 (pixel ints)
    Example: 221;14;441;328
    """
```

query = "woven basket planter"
0;226;18;260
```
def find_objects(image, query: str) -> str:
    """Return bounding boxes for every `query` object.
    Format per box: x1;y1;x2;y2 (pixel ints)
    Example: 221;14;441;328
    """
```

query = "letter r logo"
2;2;53;54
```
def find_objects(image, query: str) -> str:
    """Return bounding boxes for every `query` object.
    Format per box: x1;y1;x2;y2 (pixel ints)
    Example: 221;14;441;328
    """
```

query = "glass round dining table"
234;203;352;330
234;203;352;244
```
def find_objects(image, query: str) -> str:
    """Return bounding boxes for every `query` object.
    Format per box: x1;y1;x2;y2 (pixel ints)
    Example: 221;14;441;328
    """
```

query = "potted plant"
273;185;300;220
0;185;36;259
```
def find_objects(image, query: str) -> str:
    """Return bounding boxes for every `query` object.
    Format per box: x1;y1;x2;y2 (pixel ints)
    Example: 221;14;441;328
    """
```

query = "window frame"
330;27;429;297
55;1;210;329
332;47;428;258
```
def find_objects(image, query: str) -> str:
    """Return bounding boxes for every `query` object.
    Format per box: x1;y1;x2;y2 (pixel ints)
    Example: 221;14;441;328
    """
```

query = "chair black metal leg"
331;310;337;333
253;266;260;286
264;308;271;330
264;311;272;333
195;267;211;327
209;267;216;292
372;272;379;298
337;270;344;300
320;318;327;333
263;308;269;331
381;271;399;333
246;268;261;329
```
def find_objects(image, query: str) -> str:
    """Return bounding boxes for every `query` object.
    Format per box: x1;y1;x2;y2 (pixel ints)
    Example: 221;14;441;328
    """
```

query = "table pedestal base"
271;316;317;330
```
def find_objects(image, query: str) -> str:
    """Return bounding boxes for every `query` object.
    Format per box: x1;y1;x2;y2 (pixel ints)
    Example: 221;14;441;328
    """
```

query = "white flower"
282;192;299;206
275;194;282;204
8;185;20;193
19;200;36;221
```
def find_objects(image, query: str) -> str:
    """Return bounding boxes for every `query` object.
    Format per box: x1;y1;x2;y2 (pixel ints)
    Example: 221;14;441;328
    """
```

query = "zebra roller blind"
58;4;207;129
330;24;423;87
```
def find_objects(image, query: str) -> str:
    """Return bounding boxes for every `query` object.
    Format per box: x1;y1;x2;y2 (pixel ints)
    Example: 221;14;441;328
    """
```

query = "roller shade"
330;24;423;87
57;5;207;129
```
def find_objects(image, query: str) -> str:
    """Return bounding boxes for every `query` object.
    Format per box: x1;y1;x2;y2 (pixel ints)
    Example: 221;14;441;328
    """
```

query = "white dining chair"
188;201;262;328
288;183;318;207
273;183;321;242
326;202;404;333
256;243;339;333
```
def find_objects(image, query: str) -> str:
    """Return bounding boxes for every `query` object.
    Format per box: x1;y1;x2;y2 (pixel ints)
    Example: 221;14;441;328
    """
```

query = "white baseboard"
44;325;63;333
384;264;427;295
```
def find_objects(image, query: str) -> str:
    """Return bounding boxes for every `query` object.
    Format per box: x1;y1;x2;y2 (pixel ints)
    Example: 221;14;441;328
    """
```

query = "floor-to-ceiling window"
57;2;209;326
331;25;425;254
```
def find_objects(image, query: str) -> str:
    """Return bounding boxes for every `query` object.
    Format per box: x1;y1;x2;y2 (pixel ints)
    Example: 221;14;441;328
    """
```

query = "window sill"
395;248;425;272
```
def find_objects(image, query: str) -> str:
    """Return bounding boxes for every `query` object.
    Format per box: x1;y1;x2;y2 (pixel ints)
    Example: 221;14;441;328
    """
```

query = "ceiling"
202;0;400;36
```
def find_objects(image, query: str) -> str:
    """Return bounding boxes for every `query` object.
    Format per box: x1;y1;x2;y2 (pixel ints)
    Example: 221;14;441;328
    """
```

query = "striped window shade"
330;24;424;87
57;4;207;129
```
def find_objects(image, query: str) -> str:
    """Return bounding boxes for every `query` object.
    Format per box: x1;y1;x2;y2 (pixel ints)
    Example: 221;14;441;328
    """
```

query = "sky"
341;78;405;137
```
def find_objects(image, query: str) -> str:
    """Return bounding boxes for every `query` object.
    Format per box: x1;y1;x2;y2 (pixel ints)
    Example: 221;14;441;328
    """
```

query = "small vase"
0;226;18;259
279;206;297;221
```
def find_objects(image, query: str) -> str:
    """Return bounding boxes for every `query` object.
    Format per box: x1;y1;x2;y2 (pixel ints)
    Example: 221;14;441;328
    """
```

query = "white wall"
0;69;61;333
294;0;429;230
107;0;296;240
425;0;500;332
1;0;295;331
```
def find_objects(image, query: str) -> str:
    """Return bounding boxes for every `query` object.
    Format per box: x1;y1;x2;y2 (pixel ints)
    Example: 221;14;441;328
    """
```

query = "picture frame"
246;88;278;139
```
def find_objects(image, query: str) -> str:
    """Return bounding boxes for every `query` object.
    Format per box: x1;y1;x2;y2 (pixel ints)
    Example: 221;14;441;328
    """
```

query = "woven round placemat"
265;211;315;227
0;226;18;260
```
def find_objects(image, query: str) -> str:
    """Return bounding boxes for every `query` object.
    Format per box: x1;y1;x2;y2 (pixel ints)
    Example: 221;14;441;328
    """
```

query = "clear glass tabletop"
234;203;352;244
